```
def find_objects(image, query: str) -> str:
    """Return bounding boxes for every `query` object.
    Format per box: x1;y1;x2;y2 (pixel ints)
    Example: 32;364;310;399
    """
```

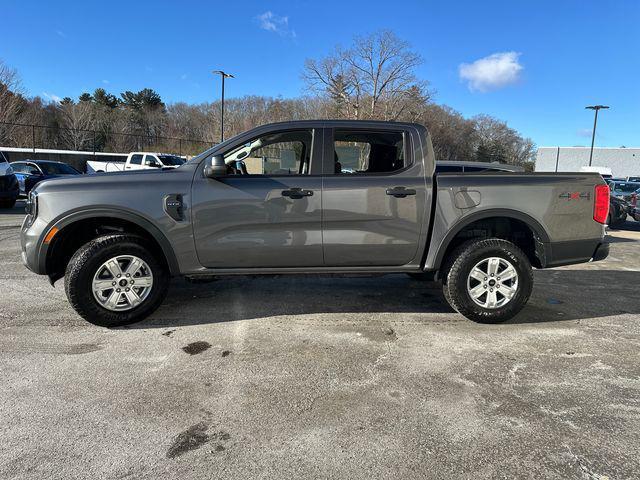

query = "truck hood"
34;164;197;194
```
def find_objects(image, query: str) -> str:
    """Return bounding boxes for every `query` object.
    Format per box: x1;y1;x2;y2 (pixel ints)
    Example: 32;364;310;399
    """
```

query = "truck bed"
425;172;607;270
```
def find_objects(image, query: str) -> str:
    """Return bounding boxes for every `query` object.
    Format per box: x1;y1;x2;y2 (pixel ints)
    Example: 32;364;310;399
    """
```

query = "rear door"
191;127;324;268
321;126;430;266
125;154;143;170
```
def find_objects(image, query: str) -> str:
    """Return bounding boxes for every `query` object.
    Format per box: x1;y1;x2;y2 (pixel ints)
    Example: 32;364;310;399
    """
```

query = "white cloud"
55;30;66;38
255;11;296;37
180;73;188;80
102;79;110;84
42;92;62;103
577;128;593;138
459;52;523;92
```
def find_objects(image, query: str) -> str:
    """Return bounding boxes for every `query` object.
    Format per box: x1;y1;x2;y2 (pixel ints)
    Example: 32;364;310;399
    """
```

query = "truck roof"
249;119;425;129
129;152;181;156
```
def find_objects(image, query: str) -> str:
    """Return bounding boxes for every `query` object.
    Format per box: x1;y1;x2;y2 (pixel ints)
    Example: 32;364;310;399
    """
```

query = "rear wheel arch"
432;210;550;273
44;209;179;283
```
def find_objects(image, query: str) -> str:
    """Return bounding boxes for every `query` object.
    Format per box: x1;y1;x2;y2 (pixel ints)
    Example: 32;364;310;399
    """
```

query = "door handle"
386;186;416;198
282;188;314;199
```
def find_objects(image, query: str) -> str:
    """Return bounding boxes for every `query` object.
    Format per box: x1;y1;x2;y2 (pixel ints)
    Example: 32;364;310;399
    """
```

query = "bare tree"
419;104;478;161
0;60;26;144
57;100;94;151
473;114;535;166
303;30;430;120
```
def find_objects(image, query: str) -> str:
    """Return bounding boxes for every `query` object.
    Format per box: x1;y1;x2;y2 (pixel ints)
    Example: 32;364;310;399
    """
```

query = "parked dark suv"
11;160;81;196
0;152;20;208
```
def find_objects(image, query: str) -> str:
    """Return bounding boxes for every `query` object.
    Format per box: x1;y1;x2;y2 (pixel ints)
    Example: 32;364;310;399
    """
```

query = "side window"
11;163;25;173
223;129;313;176
144;155;159;166
333;130;406;175
129;154;143;165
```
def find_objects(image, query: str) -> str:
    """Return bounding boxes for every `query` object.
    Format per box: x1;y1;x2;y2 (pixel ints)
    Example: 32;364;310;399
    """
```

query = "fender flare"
39;207;180;276
430;208;551;270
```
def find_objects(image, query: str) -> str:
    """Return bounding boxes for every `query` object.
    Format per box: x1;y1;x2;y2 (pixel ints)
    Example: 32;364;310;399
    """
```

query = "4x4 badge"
559;192;590;200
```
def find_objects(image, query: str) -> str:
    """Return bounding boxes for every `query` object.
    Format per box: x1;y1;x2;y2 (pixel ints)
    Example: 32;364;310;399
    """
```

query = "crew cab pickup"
86;152;185;173
20;120;610;327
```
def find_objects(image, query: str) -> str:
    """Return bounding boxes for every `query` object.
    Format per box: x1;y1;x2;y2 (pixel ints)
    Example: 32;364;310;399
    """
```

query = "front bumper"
20;214;49;275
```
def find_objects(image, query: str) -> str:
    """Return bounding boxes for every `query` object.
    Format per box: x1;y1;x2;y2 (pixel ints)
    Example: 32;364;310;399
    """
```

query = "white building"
535;146;640;178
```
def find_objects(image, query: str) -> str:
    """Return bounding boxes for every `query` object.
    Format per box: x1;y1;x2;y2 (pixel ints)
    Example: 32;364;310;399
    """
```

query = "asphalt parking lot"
1;201;639;479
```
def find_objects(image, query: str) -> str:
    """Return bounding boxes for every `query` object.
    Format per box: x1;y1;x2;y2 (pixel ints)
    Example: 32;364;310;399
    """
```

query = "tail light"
593;184;610;224
632;193;638;208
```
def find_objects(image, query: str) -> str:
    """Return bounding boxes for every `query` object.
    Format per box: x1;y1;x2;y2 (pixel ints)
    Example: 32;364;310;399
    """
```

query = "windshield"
613;182;640;193
38;162;80;175
158;155;185;166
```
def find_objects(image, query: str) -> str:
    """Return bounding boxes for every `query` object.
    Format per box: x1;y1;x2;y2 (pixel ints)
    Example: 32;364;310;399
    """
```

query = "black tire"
442;238;533;324
608;214;624;229
64;234;169;327
0;199;16;209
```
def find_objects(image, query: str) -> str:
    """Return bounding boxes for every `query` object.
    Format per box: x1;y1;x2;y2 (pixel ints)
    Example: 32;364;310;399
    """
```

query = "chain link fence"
0;122;212;157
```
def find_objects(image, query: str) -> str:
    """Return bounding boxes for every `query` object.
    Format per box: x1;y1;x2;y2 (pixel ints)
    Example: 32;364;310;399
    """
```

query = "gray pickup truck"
20;120;610;327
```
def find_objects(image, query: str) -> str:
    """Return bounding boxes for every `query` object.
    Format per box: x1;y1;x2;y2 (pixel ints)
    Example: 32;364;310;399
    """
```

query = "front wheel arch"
44;211;179;283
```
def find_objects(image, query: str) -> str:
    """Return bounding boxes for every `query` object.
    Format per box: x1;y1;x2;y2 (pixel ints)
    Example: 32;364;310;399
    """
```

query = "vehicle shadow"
608;218;640;233
0;201;26;215
131;268;640;329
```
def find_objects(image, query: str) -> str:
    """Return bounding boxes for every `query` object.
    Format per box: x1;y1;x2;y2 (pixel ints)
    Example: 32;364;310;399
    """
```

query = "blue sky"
2;0;638;147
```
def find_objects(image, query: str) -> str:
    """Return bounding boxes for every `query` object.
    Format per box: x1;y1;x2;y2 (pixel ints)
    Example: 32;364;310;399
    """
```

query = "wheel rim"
466;257;518;309
92;255;153;312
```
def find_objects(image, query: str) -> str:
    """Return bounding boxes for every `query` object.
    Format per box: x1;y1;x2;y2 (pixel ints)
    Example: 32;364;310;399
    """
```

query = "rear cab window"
332;130;406;175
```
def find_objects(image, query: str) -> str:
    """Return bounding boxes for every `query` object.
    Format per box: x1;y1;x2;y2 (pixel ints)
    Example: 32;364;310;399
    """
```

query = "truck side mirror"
204;155;227;178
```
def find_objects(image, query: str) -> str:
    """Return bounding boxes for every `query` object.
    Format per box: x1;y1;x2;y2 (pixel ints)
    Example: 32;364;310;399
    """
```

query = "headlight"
25;191;37;218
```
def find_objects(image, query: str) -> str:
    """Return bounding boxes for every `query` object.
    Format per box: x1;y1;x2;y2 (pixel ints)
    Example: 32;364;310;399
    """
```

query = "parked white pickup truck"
86;152;186;173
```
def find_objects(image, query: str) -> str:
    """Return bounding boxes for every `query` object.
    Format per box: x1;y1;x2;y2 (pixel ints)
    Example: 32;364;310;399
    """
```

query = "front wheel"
442;238;533;324
64;234;169;327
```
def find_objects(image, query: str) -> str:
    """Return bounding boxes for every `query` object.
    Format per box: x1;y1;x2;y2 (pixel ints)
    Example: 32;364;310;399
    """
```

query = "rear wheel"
64;234;169;327
442;238;533;323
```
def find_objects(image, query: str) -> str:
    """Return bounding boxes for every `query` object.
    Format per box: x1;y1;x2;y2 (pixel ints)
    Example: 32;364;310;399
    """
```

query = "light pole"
212;70;234;143
585;105;609;166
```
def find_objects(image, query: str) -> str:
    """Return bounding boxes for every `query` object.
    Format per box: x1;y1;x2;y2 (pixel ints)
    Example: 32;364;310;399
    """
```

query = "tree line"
0;31;535;167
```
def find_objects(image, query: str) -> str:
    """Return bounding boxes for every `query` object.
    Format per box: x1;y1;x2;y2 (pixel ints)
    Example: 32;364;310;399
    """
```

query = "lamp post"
585;105;609;166
212;70;234;143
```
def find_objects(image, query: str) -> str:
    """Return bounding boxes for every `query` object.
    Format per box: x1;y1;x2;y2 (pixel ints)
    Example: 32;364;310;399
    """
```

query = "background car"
10;160;81;196
435;161;524;173
629;190;640;222
627;176;640;182
0;152;20;208
608;195;629;228
607;180;640;203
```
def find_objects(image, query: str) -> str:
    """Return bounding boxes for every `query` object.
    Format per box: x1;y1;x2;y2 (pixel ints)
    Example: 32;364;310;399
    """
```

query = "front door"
191;128;323;268
321;127;429;266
